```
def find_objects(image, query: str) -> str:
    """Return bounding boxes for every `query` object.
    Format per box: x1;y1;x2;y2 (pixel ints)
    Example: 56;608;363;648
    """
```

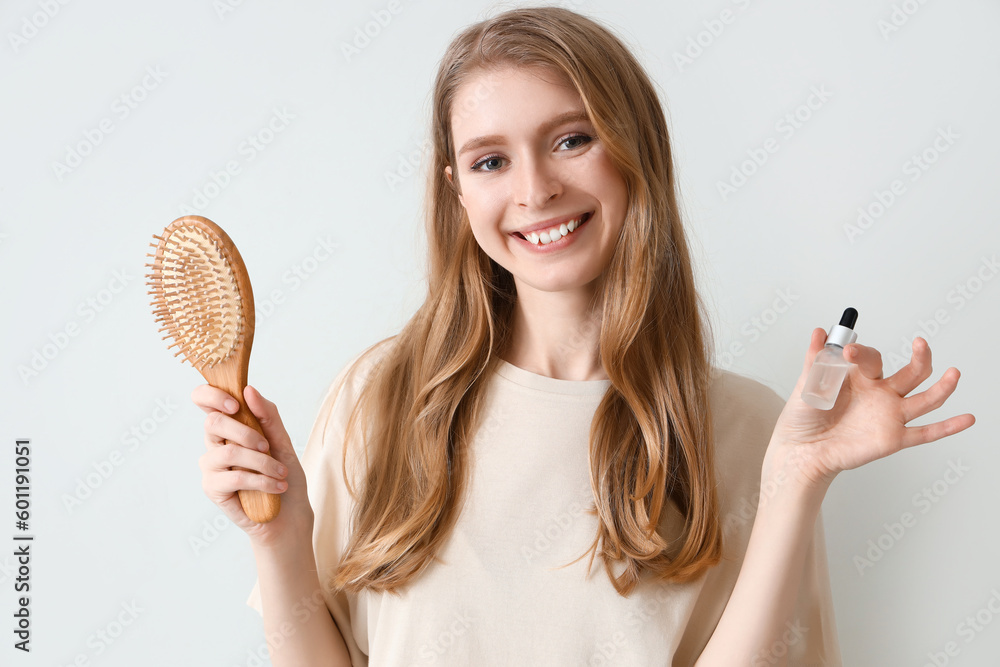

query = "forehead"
450;65;584;140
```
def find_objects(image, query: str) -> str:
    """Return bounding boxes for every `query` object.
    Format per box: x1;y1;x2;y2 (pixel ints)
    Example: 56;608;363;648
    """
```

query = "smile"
512;211;592;248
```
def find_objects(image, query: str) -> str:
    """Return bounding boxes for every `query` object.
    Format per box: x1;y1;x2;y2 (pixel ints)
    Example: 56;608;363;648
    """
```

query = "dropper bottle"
801;308;859;410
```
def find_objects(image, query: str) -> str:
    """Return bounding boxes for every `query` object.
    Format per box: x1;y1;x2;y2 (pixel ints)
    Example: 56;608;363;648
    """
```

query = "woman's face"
445;65;629;296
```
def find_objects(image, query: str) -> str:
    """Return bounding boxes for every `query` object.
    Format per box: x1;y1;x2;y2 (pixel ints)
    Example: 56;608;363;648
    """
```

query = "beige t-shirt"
247;342;842;666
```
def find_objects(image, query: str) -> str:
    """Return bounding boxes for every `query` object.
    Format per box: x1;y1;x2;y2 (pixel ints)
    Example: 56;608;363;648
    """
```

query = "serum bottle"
801;307;859;410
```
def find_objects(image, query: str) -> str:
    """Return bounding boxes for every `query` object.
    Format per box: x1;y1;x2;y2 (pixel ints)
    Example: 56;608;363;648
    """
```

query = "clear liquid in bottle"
801;347;850;410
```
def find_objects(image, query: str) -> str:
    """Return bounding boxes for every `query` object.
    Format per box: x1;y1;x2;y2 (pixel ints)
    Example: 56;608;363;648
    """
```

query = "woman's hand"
193;384;315;551
763;328;976;492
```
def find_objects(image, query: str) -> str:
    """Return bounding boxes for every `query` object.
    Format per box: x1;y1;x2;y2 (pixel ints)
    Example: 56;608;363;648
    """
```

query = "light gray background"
1;0;997;665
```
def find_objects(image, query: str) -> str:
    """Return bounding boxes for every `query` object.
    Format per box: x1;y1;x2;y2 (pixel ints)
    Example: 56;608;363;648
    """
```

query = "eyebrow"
456;109;592;159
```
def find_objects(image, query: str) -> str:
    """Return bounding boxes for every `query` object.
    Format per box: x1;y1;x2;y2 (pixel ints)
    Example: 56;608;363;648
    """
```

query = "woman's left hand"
763;327;976;492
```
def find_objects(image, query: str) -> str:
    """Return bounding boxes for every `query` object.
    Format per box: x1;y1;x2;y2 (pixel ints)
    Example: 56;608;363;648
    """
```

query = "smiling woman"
235;6;858;666
230;5;849;665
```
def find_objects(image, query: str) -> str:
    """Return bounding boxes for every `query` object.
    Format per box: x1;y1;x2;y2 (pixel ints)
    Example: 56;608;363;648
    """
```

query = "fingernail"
225;399;238;413
258;440;268;452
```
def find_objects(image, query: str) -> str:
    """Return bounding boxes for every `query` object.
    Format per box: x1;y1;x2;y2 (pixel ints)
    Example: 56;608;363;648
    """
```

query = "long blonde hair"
330;6;721;598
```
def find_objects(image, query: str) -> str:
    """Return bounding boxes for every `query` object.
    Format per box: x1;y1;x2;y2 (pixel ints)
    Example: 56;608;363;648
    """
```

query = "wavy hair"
330;5;721;598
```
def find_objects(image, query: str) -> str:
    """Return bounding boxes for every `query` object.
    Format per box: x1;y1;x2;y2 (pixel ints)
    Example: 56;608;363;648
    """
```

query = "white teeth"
523;214;587;246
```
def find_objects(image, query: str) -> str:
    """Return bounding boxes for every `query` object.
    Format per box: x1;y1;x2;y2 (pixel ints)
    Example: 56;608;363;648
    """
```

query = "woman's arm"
694;444;829;666
696;330;974;665
252;533;353;667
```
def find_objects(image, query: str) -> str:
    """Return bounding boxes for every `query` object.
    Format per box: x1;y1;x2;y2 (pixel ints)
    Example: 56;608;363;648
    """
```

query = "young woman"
192;7;975;665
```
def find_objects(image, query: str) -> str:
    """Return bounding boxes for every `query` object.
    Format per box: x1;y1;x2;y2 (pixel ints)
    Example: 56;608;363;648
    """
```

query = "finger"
800;328;828;377
793;327;829;399
200;444;288;480
900;412;977;450
203;411;269;452
243;385;293;459
215;468;289;495
843;343;883;380
885;336;933;397
191;384;240;415
901;367;960;423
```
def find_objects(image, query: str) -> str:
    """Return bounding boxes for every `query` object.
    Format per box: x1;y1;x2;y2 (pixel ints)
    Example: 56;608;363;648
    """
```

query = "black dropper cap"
826;307;859;347
839;307;858;329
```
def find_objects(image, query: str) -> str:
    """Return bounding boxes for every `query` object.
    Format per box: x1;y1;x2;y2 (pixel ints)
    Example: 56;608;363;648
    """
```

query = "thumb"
794;327;828;393
243;384;295;462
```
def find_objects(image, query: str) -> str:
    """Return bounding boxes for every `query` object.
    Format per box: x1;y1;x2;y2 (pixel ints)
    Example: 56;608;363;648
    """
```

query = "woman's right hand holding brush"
194;384;354;663
192;384;314;550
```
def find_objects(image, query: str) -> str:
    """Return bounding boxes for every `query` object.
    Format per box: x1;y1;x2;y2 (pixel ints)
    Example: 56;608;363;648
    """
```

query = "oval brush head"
145;215;280;524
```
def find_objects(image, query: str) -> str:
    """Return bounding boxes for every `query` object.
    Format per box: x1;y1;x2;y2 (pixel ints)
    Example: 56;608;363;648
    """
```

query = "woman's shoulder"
325;336;399;401
304;336;400;479
707;366;786;413
706;366;787;472
310;336;399;444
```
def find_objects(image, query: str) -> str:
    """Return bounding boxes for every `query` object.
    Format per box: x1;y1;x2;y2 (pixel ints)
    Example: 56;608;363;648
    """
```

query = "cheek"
463;204;505;251
573;147;624;195
590;154;628;207
464;193;505;231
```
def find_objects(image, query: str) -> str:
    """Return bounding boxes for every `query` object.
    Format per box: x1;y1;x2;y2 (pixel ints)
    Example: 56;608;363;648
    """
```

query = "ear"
444;165;464;206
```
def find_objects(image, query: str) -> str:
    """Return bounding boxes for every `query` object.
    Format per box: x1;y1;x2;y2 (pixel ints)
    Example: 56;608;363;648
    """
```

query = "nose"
514;154;563;209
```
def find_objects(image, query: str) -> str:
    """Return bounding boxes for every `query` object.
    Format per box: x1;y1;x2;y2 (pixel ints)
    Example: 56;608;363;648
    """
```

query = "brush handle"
207;371;281;524
228;395;282;524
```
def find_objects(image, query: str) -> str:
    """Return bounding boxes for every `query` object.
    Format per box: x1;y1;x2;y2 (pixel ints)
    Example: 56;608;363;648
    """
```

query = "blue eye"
470;154;504;172
469;133;593;173
559;134;591;151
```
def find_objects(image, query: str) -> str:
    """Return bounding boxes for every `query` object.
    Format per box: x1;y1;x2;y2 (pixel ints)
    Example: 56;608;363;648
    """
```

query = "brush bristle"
144;222;244;371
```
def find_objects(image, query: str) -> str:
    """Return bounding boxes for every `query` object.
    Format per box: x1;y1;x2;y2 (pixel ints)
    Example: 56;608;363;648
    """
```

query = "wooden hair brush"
144;214;280;524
